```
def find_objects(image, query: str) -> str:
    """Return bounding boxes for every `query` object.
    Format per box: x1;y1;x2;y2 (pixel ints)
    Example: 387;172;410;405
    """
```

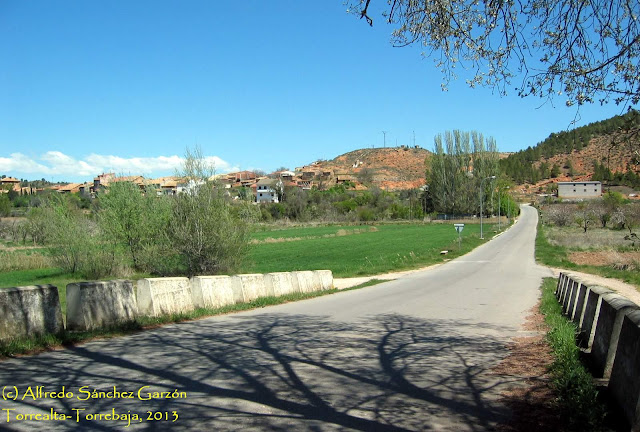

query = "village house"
0;177;21;193
255;178;281;203
557;181;602;199
58;183;83;194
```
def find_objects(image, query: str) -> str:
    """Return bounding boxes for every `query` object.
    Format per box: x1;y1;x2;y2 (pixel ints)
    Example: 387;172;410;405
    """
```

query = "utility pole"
382;131;387;148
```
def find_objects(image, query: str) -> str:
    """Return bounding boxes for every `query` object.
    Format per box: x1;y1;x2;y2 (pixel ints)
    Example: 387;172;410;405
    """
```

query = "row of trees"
259;183;426;223
425;130;517;217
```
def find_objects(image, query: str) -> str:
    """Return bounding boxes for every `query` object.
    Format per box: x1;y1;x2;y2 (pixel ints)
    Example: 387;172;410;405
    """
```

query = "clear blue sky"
0;0;628;183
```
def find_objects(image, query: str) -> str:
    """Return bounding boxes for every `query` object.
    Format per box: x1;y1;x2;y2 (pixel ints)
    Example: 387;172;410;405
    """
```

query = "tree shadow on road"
2;313;520;431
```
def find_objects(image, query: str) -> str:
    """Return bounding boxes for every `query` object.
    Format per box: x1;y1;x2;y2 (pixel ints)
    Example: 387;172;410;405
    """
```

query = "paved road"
0;205;552;431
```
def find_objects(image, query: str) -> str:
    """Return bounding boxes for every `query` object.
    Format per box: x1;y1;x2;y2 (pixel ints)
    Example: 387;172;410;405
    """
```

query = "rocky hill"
533;132;639;177
317;147;431;190
501;111;640;190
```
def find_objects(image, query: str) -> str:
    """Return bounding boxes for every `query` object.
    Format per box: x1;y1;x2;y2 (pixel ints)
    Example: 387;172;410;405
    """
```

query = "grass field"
244;222;495;277
0;221;500;312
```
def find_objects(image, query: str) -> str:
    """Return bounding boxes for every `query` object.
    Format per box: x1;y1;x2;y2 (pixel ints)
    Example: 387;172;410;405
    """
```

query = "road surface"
0;205;552;431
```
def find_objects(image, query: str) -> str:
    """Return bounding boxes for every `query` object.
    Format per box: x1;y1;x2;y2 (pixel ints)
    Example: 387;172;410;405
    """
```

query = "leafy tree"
32;194;120;278
603;191;624;214
0;194;10;217
169;147;250;276
97;181;171;271
426;130;498;215
348;0;640;107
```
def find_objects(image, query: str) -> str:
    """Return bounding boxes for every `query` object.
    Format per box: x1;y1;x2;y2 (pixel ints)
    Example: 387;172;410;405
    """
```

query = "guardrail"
1;270;334;341
556;272;640;429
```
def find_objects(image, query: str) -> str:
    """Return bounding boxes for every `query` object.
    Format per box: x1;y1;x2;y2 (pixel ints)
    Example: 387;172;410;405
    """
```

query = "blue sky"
0;1;629;183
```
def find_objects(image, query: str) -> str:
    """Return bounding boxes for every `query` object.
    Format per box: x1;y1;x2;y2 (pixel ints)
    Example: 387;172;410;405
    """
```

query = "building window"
259;193;262;197
584;189;587;192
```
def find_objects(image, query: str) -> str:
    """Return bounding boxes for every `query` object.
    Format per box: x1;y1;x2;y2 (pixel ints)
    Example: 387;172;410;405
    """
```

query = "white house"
255;178;281;203
557;181;602;199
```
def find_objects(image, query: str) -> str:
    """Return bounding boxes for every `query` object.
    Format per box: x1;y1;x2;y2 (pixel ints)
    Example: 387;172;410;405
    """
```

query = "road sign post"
454;224;464;249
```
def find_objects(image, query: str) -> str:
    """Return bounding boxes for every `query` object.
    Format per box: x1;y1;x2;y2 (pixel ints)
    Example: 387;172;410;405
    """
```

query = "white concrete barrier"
137;277;194;317
314;270;334;290
0;285;63;341
292;271;317;293
191;276;235;309
264;272;296;296
66;280;137;331
234;274;269;302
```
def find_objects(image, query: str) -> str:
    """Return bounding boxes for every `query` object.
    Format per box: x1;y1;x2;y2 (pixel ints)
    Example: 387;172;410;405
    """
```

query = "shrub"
168;147;251;277
170;186;250;277
357;207;376;222
33;195;121;278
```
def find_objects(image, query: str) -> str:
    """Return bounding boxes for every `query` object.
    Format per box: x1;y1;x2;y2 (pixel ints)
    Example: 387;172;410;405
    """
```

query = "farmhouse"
255;178;280;203
557;181;602;199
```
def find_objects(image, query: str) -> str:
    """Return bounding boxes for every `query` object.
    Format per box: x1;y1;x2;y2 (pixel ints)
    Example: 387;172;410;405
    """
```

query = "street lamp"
480;176;496;240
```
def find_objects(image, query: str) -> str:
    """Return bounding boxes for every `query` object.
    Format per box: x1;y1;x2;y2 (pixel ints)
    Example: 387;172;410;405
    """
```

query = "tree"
97;181;171;271
348;0;640;107
32;194;120;278
574;203;597;233
0;194;10;217
589;200;611;228
169;147;250;276
545;204;573;227
426;130;498;215
603;190;624;214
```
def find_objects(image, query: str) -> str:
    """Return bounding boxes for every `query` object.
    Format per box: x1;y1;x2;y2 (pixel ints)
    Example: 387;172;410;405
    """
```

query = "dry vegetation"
544;225;632;249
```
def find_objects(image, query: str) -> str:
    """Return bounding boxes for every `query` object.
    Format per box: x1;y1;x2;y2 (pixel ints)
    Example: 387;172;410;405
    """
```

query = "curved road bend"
0;205;552;431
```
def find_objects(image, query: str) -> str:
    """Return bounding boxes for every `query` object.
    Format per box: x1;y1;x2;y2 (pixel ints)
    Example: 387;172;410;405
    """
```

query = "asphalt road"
0;205;552;431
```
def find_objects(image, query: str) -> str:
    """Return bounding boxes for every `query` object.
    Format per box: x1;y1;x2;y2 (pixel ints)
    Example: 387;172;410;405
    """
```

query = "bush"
167;147;251;277
97;181;171;271
357;207;376;221
33;195;122;278
170;186;250;276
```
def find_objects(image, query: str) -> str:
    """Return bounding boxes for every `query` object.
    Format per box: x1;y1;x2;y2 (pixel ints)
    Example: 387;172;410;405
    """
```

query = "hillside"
316;147;431;190
501;111;640;189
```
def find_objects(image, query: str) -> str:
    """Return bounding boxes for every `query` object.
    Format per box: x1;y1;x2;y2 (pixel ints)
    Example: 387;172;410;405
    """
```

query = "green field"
0;222;500;311
245;222;494;277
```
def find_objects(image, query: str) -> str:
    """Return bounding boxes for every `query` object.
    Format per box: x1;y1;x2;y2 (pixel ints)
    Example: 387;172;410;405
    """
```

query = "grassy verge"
536;223;640;288
0;279;387;359
539;277;606;430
